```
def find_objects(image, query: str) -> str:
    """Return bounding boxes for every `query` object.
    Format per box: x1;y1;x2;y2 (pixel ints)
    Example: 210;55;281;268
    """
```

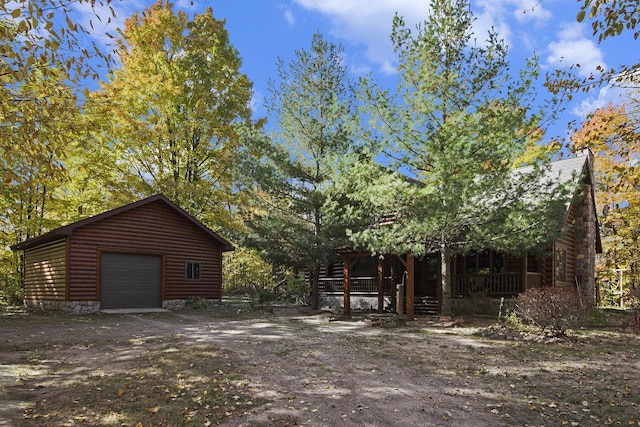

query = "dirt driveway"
1;306;639;426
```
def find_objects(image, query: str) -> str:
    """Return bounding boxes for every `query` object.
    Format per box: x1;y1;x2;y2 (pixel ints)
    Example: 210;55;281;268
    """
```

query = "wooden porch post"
343;255;351;316
406;255;415;321
377;258;384;313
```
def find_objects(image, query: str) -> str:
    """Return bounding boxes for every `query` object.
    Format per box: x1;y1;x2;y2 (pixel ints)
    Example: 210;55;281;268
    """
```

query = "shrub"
184;297;213;309
512;287;590;336
0;276;23;307
276;272;309;305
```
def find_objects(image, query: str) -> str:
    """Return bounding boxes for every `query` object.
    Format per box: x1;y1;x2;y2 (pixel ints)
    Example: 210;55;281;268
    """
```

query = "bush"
512;287;590;336
276;272;309;305
0;276;23;307
184;297;213;309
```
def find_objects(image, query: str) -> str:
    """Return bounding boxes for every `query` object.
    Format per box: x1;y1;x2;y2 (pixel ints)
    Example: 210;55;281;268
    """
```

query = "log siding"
68;200;225;301
23;240;67;302
13;194;233;312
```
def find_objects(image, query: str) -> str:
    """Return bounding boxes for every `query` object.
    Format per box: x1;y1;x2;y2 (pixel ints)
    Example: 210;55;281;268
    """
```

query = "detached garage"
11;194;234;314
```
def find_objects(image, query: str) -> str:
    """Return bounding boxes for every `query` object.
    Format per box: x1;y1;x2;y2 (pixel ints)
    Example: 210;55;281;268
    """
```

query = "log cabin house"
11;194;234;314
318;150;602;319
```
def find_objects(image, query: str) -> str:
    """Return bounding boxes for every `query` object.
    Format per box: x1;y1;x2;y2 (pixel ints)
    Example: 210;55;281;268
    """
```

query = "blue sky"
75;0;633;146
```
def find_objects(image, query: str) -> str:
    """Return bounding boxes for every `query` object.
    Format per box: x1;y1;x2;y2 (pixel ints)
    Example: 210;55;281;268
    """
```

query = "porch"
320;272;539;297
319;271;540;314
318;276;393;295
454;272;541;297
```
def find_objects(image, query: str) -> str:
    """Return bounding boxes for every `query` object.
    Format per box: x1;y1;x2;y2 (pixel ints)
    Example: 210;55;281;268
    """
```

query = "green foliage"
0;274;23;306
577;0;640;42
504;309;528;331
222;247;275;295
331;0;568;316
222;248;310;306
184;297;214;310
242;32;360;309
94;2;259;233
277;272;310;305
513;287;591;336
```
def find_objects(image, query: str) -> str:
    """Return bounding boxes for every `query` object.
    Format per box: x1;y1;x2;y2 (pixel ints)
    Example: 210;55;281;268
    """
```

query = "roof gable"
11;194;235;252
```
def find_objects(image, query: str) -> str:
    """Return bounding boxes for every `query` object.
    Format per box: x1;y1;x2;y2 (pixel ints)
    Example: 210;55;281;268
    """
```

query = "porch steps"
413;296;439;315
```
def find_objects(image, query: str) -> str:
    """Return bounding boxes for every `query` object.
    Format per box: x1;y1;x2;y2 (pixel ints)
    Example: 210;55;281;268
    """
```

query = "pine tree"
334;0;570;316
243;33;359;309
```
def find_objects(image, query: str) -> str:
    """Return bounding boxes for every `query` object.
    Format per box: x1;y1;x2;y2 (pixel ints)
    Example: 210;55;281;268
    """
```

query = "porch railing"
318;277;393;295
454;272;523;297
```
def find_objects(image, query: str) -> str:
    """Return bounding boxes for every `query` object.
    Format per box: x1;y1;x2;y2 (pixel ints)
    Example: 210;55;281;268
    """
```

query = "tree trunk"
310;264;320;310
440;244;452;317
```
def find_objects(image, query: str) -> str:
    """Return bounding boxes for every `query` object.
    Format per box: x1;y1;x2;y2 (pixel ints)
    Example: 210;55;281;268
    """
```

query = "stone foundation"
23;299;101;314
24;298;225;314
163;299;187;310
24;299;66;312
66;301;101;314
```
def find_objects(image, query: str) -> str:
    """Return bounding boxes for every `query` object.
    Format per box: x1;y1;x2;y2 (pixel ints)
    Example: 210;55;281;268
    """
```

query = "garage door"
101;253;162;309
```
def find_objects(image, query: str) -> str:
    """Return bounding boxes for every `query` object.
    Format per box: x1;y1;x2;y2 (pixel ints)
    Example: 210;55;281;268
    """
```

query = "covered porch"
331;250;544;320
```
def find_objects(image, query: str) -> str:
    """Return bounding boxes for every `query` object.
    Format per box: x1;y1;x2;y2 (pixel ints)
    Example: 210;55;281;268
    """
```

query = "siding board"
24;240;66;301
67;200;224;302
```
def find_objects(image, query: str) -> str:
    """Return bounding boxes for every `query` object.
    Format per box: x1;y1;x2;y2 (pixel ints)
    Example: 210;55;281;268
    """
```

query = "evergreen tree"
332;0;571;316
243;33;359;309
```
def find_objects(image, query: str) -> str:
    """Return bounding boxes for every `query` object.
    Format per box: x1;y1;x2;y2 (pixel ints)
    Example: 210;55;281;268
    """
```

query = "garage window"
186;262;201;280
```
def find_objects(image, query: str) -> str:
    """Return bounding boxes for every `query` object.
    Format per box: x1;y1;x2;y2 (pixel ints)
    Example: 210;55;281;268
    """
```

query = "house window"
465;251;504;274
555;248;567;283
186;262;201;280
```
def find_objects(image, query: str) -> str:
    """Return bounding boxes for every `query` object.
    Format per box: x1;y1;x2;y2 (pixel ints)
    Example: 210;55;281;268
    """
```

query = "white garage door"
101;253;162;309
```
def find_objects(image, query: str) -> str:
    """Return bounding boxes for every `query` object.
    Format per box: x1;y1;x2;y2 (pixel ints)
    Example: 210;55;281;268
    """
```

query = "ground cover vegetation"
1;0;639;310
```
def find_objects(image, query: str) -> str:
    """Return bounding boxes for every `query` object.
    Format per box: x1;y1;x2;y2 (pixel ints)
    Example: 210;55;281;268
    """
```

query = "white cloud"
546;22;606;78
510;0;552;25
572;85;628;118
283;7;295;26
293;0;427;75
293;0;557;75
474;0;553;49
71;0;144;46
250;91;265;114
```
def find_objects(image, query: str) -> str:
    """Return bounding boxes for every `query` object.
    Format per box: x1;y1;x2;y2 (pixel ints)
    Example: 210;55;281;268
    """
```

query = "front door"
416;255;439;297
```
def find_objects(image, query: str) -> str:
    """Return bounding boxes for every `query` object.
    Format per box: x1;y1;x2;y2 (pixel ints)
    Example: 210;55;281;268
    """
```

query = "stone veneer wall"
24;299;66;312
163;299;187;310
66;301;101;314
24;299;101;314
574;181;597;301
